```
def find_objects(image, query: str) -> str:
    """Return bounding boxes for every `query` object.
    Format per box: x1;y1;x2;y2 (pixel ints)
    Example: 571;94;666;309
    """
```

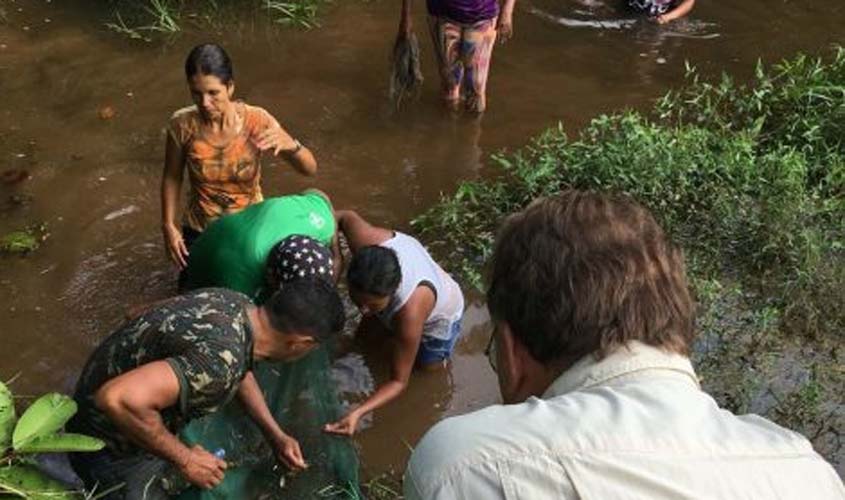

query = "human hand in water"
274;434;308;471
162;223;189;269
323;410;361;436
254;127;298;156
178;445;227;489
497;14;514;43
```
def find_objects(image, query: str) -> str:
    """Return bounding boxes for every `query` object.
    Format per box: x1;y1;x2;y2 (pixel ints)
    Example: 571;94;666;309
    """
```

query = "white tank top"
376;232;465;340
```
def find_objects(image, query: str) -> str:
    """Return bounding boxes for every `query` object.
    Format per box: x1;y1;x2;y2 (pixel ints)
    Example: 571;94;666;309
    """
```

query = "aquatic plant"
0;225;48;255
103;0;329;40
0;380;105;499
263;0;323;29
413;49;845;472
414;48;845;323
390;30;424;109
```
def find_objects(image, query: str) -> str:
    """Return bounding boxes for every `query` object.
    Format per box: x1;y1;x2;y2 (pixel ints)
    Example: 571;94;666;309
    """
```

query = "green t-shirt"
184;192;335;298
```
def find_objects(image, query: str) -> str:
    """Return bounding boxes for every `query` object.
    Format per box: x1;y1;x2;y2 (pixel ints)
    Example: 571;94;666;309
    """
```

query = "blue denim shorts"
416;317;463;365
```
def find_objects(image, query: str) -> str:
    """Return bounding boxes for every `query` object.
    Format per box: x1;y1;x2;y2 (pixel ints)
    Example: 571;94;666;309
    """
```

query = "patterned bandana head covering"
266;234;334;290
628;0;675;17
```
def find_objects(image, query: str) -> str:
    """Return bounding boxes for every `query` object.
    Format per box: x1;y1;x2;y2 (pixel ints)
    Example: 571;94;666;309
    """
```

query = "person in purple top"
400;0;516;113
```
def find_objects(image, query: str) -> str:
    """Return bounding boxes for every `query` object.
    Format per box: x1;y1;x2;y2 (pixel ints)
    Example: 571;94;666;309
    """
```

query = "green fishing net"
178;343;361;499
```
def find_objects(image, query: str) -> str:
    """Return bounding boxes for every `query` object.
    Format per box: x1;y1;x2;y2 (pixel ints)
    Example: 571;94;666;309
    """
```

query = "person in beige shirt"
404;190;844;500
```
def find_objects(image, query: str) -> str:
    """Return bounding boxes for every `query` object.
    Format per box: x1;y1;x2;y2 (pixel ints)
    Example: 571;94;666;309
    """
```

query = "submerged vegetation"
0;224;48;255
413;49;845;472
102;0;329;40
313;473;402;499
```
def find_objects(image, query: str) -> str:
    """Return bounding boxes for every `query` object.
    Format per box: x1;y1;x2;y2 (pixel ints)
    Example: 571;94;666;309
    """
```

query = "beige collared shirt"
404;341;844;499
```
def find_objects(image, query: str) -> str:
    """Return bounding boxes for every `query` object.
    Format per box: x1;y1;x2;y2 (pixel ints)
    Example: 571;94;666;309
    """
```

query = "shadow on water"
1;0;844;488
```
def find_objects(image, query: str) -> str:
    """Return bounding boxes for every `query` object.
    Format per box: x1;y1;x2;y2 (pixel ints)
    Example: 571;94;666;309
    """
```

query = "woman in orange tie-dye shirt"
161;43;317;270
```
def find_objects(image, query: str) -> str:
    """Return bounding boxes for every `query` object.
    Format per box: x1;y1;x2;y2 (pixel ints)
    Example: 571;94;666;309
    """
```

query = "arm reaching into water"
95;361;227;489
161;133;189;269
657;0;694;24
324;287;434;435
237;371;307;471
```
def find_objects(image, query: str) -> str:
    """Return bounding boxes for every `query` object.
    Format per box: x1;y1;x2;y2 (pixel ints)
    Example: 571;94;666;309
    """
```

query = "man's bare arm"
95;361;226;489
237;371;307;471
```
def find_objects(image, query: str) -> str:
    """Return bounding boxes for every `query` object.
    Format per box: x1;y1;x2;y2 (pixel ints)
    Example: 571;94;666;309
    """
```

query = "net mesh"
178;343;361;499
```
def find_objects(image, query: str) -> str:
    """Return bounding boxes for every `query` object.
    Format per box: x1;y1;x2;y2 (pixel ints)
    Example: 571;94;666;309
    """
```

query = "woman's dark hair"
185;43;234;84
264;278;345;342
487;190;694;365
347;246;402;297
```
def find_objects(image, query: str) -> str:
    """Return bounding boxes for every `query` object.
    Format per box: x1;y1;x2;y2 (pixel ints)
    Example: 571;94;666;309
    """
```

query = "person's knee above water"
67;284;345;499
403;190;844;500
323;210;465;436
182;190;340;299
627;0;695;24
399;0;516;113
161;43;318;271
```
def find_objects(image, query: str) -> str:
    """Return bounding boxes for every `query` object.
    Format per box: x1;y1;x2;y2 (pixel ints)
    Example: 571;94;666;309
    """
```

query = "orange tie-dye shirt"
168;102;277;231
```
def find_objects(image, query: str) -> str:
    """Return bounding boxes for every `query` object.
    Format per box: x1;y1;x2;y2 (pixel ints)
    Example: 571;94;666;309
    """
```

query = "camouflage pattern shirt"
68;288;254;456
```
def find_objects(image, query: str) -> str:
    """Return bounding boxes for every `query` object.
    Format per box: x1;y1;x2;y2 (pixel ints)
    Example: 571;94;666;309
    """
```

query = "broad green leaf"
16;433;105;454
0;465;77;498
0;382;15;452
12;394;77;451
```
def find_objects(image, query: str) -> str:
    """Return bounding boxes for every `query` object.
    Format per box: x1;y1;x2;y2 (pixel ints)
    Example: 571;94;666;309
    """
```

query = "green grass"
310;473;403;499
102;0;328;40
414;48;845;328
264;0;323;29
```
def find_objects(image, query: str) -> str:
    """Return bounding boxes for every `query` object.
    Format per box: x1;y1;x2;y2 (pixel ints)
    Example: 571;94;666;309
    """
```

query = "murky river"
1;0;843;487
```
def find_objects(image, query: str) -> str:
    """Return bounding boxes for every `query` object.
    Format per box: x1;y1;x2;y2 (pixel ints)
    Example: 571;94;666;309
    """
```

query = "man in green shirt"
183;190;339;299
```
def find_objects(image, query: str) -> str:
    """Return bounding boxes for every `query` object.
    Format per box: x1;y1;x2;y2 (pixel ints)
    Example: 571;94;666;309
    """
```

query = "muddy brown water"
1;0;843;486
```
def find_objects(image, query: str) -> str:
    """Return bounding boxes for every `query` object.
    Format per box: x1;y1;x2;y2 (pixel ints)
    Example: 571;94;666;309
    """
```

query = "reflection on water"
527;5;637;30
332;352;376;399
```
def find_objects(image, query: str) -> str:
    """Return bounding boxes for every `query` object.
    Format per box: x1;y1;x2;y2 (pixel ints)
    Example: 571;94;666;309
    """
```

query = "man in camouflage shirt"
68;284;344;499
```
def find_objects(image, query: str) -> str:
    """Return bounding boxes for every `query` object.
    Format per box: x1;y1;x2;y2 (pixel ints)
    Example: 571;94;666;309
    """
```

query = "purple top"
427;0;499;24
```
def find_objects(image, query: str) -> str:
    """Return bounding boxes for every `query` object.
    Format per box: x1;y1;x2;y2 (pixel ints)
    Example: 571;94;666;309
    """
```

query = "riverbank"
413;49;845;475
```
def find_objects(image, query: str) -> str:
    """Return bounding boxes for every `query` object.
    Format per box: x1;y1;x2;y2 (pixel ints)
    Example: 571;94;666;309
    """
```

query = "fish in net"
389;30;424;109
